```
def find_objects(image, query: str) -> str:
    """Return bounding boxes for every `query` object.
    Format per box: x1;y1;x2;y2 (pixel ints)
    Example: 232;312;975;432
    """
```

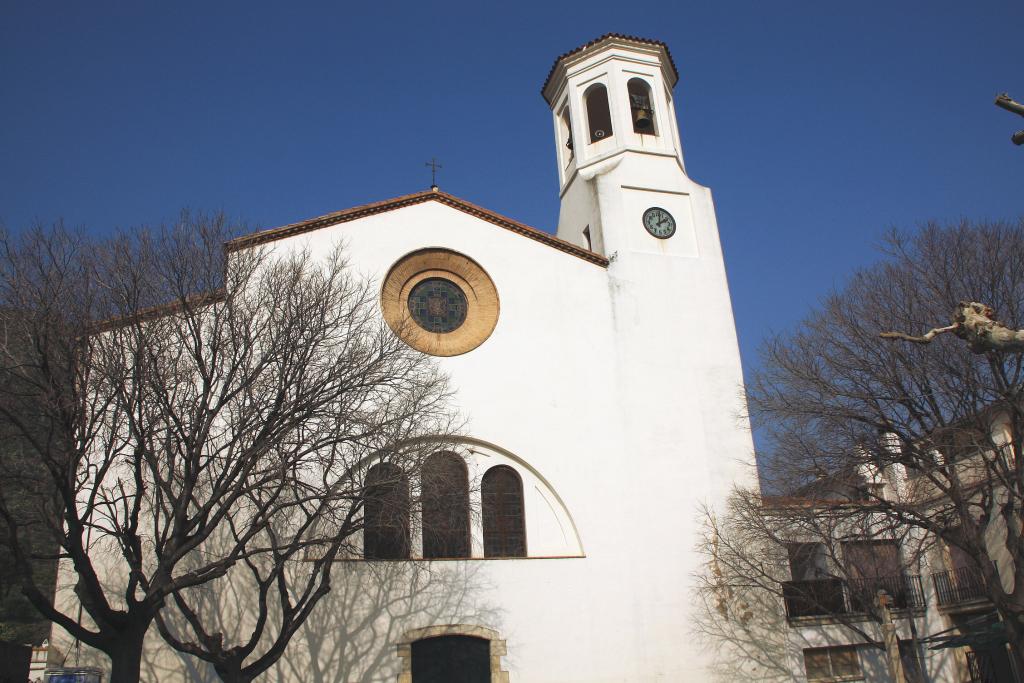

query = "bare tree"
0;214;457;683
696;490;928;682
697;219;1024;675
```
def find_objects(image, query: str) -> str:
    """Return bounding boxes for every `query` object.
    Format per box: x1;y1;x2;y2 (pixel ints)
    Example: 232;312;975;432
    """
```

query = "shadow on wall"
693;575;801;682
277;562;497;683
139;559;499;683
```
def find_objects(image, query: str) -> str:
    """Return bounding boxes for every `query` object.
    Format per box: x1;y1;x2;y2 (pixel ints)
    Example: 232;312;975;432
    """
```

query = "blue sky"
2;1;1023;378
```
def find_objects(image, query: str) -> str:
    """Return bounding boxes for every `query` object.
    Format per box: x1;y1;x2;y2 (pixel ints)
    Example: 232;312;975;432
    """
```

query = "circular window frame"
381;249;499;357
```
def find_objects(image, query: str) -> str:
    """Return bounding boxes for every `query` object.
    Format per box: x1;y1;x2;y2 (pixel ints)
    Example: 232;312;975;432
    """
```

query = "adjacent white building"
52;34;758;682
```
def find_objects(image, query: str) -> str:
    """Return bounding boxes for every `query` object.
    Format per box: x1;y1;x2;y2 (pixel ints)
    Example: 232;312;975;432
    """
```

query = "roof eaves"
227;190;609;267
92;289;228;333
541;33;680;102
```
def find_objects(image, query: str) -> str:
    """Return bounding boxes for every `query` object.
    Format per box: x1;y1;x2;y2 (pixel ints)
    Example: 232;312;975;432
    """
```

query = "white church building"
53;34;757;682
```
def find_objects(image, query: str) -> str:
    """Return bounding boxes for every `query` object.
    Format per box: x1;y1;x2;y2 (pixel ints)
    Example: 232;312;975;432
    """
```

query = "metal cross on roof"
425;158;443;189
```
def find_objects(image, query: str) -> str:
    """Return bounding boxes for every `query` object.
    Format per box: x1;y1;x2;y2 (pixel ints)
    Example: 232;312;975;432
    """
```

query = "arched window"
411;635;490;683
421;452;470;558
363;462;410;559
627;78;656;134
584;84;613;143
481;466;526;558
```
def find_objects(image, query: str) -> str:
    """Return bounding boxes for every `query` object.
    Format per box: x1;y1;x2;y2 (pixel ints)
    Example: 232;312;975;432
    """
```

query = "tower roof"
541;33;679;104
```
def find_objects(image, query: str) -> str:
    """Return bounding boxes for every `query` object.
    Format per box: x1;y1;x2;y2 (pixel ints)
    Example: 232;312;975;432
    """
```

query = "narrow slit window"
560;106;574;155
585;84;613;143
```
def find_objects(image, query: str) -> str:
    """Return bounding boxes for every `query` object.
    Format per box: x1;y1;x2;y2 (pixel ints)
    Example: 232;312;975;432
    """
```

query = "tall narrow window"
584;84;613;143
363;463;410;559
627;78;656;134
482;466;525;558
421;452;470;558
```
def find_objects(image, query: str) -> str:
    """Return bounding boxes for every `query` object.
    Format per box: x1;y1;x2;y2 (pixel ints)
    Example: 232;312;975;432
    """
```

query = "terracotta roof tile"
541;33;680;101
227;189;609;267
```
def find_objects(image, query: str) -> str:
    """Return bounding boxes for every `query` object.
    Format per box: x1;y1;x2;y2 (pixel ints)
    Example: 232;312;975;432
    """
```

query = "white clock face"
642;207;676;239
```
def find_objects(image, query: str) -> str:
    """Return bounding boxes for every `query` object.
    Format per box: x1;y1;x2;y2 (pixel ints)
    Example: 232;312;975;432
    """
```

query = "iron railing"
782;574;925;619
933;566;988;606
965;649;1019;683
847;574;926;612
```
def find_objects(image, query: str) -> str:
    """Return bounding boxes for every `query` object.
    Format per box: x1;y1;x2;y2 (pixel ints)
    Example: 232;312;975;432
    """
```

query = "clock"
642;207;676;239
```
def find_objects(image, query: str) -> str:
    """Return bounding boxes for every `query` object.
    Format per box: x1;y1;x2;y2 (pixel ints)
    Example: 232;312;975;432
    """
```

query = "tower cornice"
541;33;679;105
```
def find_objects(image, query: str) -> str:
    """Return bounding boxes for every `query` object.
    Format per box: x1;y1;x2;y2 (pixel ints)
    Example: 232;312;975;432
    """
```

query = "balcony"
933;566;988;607
847;574;926;612
782;575;926;620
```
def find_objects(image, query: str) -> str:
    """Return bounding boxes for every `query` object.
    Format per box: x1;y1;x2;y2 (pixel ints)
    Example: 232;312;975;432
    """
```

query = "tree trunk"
214;666;252;683
106;626;148;683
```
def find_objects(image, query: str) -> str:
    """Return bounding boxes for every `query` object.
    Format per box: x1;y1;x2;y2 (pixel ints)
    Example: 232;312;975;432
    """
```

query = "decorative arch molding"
396;624;509;683
453;435;585;557
350;435;585;559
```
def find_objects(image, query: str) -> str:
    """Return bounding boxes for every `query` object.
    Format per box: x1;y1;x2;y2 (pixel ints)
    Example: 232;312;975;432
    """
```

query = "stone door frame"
396;624;509;683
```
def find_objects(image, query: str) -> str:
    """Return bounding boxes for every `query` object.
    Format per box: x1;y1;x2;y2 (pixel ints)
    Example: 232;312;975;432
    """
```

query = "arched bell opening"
583;84;613;143
627;77;656;135
559;105;573;158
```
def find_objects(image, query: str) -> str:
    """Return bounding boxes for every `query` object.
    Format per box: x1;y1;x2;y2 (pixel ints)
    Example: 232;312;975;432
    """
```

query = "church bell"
632;107;653;131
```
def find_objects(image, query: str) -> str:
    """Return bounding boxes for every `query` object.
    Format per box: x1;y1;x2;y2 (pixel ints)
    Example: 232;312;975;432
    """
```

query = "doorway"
411;635;491;683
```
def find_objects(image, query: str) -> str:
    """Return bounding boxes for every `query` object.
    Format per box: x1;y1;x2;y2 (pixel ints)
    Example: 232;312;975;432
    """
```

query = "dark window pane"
787;542;827;580
948;539;979;571
585;85;613;143
421;452;470;558
803;649;832;680
411;636;490;683
363;463;410;559
843;540;901;579
899;641;925;683
482;466;526;558
830;646;861;677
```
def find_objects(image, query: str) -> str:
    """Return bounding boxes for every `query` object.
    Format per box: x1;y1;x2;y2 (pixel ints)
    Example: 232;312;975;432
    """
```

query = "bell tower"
541;31;755;572
542;34;690;257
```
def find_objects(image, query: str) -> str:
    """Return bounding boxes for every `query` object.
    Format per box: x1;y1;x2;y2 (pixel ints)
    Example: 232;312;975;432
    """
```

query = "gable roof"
227;189;609;267
541;33;680;102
